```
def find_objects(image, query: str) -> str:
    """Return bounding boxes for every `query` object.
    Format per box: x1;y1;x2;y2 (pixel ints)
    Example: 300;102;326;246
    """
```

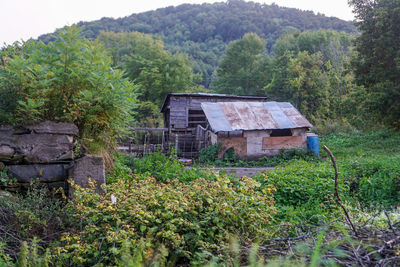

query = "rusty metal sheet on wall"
262;136;303;150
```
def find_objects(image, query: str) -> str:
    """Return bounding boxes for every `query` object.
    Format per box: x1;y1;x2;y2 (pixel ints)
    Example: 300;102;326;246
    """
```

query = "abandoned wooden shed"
161;93;267;131
160;93;267;157
201;101;313;160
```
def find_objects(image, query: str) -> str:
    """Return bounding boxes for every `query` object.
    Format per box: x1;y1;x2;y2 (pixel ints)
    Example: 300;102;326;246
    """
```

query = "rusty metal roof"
201;101;312;132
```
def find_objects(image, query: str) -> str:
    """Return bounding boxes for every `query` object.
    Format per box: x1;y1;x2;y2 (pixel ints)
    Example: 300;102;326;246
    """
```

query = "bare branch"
323;145;358;237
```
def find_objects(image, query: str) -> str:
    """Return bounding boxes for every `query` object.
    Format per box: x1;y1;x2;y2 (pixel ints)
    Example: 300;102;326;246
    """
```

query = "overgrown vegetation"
1;130;400;265
199;143;319;167
114;151;234;184
0;182;67;260
0;26;136;151
54;177;276;265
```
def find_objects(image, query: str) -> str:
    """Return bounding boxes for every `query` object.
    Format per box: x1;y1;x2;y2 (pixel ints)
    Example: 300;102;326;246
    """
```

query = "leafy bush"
15;239;51;267
254;160;344;223
341;157;400;208
0;183;66;260
106;154;133;184
312;120;357;136
0;242;13;266
0;25;137;151
127;152;184;182
53;177;276;265
199;143;223;164
124;152;225;183
0;167;17;186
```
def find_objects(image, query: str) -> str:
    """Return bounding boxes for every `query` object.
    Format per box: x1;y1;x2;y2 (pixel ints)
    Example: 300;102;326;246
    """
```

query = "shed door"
170;97;188;129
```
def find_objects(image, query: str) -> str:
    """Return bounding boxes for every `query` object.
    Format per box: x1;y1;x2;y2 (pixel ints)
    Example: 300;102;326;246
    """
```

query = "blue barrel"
307;133;320;157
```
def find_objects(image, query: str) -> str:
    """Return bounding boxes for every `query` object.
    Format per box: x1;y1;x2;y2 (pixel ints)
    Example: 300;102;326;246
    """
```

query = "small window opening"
188;109;207;128
270;129;292;137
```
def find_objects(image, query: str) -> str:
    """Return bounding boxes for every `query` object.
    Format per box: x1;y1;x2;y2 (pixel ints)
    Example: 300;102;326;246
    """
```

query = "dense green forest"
39;0;356;87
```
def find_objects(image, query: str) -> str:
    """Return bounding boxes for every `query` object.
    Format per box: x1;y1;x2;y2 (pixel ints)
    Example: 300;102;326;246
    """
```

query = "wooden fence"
118;126;211;158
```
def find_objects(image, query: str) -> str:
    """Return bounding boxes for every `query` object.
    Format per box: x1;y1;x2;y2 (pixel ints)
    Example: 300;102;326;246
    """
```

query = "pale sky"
0;0;355;45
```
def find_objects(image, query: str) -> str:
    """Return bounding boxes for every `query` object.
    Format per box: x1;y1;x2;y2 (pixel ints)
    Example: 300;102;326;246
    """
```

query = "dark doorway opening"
270;129;292;137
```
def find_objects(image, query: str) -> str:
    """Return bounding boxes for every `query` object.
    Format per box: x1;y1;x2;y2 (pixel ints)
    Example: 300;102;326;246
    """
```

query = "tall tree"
287;51;330;122
97;31;202;106
349;0;400;128
211;32;270;95
265;30;356;123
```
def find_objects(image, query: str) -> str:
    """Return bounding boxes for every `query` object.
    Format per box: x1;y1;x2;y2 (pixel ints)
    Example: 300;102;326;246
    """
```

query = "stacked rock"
0;121;105;195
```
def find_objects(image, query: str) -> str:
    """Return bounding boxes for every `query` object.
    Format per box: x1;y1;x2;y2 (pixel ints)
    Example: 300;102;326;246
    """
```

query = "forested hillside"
38;0;355;87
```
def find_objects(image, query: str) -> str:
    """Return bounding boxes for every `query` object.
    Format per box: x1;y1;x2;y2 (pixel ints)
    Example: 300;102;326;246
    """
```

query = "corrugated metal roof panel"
263;102;296;129
201;102;232;132
201;101;312;132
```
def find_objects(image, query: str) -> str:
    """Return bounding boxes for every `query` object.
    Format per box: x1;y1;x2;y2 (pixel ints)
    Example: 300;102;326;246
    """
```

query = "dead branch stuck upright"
323;145;358;237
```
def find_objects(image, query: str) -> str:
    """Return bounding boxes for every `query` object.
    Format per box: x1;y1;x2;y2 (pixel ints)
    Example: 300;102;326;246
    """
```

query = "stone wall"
0;121;105;194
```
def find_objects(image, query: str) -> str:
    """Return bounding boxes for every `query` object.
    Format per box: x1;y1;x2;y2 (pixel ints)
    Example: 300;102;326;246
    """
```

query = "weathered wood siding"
169;97;188;129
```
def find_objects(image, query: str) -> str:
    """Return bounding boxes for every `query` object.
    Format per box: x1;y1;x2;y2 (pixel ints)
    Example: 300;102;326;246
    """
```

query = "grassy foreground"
1;130;400;266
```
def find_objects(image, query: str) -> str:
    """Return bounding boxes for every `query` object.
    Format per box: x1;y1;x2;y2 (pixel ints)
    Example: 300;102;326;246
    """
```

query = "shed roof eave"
210;126;310;134
160;93;267;113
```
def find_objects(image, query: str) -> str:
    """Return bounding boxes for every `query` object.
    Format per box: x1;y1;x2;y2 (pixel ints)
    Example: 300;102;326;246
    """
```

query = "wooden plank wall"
169;97;188;129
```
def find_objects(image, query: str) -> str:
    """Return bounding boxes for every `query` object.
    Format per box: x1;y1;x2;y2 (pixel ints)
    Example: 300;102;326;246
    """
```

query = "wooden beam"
133;127;168;132
188;121;207;124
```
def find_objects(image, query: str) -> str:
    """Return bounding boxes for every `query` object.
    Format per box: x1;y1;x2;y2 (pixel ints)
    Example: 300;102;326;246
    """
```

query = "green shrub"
254;160;344;223
106;154;133;184
15;239;51;267
0;25;137;151
341;156;400;208
0;183;66;262
252;149;319;167
312;120;357;136
124;152;225;183
0;167;17;186
56;176;276;265
0;241;13;266
199;143;223;164
199;143;318;167
128;152;184;182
